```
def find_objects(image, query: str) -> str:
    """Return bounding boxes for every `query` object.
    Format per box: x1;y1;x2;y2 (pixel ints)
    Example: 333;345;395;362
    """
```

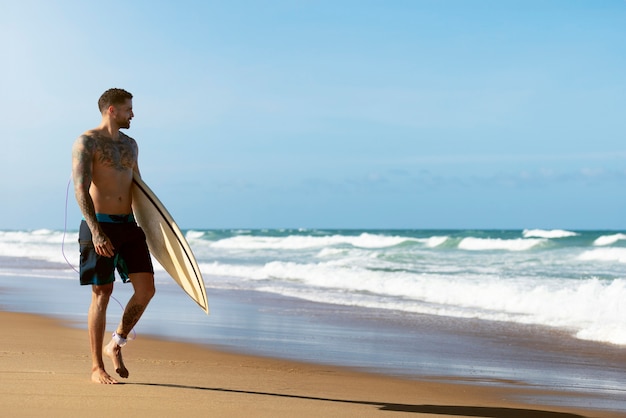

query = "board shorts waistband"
91;213;136;223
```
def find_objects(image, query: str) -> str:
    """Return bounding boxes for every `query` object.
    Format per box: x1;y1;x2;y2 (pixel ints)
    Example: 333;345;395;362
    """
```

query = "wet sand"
1;311;623;417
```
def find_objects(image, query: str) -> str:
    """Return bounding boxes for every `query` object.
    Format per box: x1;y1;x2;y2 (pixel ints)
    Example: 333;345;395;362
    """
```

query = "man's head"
98;88;134;129
98;88;133;113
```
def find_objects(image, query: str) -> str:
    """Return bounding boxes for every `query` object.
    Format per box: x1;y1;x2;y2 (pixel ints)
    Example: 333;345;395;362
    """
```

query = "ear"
107;105;116;115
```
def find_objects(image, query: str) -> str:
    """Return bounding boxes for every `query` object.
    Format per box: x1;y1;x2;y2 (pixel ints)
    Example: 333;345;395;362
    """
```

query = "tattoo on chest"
95;135;136;170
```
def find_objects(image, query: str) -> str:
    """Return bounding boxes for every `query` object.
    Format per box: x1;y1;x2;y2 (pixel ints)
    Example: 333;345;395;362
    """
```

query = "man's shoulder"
119;131;138;148
73;130;97;150
74;129;137;148
77;129;98;142
119;131;136;142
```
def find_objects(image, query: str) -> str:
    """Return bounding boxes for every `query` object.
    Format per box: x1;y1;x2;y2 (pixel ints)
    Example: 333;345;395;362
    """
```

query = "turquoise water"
189;228;626;345
1;228;625;345
2;228;626;410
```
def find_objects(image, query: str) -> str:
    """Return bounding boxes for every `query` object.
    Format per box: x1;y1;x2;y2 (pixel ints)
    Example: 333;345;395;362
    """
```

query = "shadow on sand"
129;382;587;418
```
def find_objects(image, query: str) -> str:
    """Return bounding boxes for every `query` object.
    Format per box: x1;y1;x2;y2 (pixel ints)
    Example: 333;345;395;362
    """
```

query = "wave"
185;230;206;240
458;237;545;251
200;233;555;253
4;228;626;345
593;233;626;246
522;229;578;239
0;229;67;243
0;230;79;264
202;260;626;345
423;236;449;247
209;233;419;250
5;228;624;257
578;248;626;263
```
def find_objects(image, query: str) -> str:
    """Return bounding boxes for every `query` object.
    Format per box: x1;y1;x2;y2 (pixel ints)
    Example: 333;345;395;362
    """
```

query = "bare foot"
104;339;129;379
91;367;119;384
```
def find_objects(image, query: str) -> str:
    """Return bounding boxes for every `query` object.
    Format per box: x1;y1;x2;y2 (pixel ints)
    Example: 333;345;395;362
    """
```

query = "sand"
1;311;622;418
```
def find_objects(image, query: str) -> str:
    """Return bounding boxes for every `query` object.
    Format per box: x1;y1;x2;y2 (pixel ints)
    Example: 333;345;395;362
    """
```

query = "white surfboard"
131;174;209;314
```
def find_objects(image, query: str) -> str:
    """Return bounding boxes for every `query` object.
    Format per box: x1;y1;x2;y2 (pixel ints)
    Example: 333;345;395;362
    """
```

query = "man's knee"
130;273;155;302
91;283;114;309
92;283;114;298
142;282;156;301
137;285;155;305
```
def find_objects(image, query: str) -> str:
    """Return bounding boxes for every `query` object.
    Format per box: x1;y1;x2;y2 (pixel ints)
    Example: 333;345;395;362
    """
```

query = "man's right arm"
72;135;114;257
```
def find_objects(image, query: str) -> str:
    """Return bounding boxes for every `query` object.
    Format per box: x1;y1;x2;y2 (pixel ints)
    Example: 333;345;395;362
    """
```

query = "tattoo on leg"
121;303;146;335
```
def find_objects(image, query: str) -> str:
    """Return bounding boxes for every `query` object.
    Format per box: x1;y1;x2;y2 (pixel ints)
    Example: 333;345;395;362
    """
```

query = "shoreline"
1;270;626;415
1;310;621;418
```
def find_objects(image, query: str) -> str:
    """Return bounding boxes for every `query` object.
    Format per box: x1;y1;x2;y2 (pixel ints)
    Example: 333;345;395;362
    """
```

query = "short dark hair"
98;88;133;113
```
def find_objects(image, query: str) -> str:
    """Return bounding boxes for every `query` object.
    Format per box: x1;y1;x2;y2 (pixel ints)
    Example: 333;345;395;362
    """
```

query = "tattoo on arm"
72;135;100;234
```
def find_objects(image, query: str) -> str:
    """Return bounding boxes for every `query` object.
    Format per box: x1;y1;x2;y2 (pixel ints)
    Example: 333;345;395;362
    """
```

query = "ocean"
1;227;625;346
2;227;626;408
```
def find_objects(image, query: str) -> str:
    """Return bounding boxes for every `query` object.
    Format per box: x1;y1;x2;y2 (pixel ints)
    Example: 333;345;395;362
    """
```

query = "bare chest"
94;138;136;171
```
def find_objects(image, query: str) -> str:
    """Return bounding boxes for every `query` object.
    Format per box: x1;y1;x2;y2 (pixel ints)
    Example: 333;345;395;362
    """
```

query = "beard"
117;118;131;129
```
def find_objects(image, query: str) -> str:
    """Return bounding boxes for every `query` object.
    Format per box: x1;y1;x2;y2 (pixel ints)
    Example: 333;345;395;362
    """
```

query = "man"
72;88;155;384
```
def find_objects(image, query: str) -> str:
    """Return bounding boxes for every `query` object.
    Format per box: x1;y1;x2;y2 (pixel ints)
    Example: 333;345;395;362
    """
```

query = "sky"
1;0;625;230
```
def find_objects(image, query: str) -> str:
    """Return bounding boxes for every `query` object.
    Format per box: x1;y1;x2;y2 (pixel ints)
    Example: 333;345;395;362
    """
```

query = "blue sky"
2;0;625;230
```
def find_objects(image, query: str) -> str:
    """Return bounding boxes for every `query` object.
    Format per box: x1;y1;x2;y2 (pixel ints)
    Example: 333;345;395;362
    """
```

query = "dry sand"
1;311;621;418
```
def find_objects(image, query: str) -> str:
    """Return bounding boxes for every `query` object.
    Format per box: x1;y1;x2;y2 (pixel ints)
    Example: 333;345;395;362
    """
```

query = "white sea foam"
458;237;545;251
423;236;449;247
202;259;626;345
210;233;415;250
0;230;78;265
593;233;626;246
185;230;206;240
522;229;578;239
577;322;626;345
578;248;626;263
4;228;626;346
316;248;348;258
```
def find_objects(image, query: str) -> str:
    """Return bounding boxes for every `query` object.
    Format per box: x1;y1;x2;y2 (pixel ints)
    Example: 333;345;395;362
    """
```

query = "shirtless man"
72;88;155;384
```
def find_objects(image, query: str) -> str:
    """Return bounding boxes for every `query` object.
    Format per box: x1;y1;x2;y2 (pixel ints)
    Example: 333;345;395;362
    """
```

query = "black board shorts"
78;215;154;286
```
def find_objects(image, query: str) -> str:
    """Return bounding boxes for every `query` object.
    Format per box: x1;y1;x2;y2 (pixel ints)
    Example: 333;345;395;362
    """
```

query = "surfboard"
131;174;209;314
